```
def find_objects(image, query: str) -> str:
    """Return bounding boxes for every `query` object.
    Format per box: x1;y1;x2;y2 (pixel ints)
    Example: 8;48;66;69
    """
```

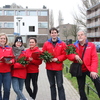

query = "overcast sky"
0;0;81;26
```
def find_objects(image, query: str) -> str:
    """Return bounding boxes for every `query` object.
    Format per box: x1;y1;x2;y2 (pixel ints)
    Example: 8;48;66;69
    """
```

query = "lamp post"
16;17;22;35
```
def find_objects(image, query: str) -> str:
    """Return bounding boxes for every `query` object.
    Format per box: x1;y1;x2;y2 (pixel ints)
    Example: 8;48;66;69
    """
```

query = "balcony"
87;32;100;37
87;10;100;19
87;22;100;29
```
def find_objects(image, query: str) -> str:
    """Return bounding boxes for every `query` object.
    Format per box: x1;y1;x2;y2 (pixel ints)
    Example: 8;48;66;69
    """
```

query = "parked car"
96;44;100;52
92;42;100;52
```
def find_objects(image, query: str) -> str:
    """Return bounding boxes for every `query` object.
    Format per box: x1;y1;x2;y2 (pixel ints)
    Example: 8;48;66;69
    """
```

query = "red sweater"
25;47;42;73
42;38;66;71
0;46;14;73
67;41;98;73
11;51;27;79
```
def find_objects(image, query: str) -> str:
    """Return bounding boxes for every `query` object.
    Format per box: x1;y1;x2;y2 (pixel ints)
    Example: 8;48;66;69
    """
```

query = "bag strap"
81;43;88;60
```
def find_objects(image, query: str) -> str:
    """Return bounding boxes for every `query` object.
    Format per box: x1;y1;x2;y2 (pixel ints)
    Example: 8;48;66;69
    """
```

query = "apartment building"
87;2;100;42
57;23;75;41
0;4;49;47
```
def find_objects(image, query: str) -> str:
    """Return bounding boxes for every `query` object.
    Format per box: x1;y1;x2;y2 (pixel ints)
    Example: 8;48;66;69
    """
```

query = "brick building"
0;4;49;47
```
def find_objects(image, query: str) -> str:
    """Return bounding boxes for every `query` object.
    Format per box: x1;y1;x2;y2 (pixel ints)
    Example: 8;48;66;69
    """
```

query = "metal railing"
86;84;98;95
64;64;98;96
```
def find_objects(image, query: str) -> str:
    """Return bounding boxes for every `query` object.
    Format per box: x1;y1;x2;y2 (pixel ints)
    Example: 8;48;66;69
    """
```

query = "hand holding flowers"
40;51;60;63
65;44;83;64
16;56;29;66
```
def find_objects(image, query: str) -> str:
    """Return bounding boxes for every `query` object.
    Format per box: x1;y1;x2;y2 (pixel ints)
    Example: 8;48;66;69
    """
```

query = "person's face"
15;41;22;47
50;30;58;39
77;31;86;42
0;35;7;46
29;39;36;48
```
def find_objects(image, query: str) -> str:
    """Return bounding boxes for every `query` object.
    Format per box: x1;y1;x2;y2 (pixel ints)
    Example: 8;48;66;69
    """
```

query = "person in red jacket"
0;33;14;100
42;27;66;100
68;30;100;100
11;36;27;100
25;37;42;100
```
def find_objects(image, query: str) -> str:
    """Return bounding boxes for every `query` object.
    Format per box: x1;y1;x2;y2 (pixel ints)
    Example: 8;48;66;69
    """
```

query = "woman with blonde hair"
0;33;14;100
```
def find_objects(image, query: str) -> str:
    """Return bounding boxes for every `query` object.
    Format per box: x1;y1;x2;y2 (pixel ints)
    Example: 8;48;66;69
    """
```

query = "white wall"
14;16;38;35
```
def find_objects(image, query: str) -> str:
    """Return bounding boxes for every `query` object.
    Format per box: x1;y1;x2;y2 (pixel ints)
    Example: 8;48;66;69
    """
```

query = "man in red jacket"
42;27;66;100
73;30;100;100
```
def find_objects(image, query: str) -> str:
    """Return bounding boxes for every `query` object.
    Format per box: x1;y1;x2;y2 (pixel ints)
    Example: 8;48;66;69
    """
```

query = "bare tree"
49;10;54;29
62;28;70;40
73;0;100;28
70;23;80;41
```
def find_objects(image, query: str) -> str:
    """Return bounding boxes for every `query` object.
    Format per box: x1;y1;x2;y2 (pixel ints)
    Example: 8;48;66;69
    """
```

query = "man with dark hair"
42;27;66;100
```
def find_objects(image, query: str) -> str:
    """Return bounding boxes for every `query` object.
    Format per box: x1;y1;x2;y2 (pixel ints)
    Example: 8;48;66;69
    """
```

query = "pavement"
10;62;80;100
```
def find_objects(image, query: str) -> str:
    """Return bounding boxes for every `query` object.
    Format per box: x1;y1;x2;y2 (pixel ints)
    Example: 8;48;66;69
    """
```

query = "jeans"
25;73;38;99
12;77;26;100
77;71;100;100
47;70;66;100
0;72;11;100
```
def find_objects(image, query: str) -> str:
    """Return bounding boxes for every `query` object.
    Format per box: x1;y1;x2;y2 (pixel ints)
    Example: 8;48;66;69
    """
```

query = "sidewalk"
10;62;80;100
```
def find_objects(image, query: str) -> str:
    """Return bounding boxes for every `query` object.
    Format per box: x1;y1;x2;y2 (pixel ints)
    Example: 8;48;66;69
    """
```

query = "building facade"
87;2;100;42
0;4;49;47
57;23;75;42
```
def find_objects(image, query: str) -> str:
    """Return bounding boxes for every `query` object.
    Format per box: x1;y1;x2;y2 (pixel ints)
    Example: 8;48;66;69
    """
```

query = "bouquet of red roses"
40;51;60;63
65;44;83;64
16;56;29;66
65;44;77;55
40;51;53;63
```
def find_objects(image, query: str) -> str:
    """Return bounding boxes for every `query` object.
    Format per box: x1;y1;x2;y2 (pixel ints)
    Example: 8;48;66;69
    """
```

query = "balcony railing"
87;22;100;28
87;32;100;37
87;9;100;19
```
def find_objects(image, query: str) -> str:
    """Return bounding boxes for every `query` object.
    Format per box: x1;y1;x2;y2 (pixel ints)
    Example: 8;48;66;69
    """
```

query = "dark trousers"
47;70;66;100
76;71;100;100
25;73;38;99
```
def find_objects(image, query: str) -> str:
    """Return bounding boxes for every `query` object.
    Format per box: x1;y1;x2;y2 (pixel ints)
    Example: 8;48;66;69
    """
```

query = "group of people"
0;27;100;100
0;34;41;100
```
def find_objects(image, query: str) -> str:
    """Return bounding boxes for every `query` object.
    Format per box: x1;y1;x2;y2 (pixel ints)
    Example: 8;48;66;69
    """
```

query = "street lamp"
16;17;22;35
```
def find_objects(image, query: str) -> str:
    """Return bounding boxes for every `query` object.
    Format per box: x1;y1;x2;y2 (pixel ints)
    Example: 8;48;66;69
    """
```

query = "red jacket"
42;38;66;71
11;51;27;79
0;45;14;73
67;41;98;73
25;47;42;73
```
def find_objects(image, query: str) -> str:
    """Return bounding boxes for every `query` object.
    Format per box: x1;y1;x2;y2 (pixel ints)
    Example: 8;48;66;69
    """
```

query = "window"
0;11;3;16
95;8;98;11
95;28;98;32
38;22;48;28
0;23;3;28
38;11;48;16
4;11;14;16
8;35;15;43
16;11;26;16
29;26;35;32
4;23;14;28
23;22;25;26
95;18;98;22
28;11;37;16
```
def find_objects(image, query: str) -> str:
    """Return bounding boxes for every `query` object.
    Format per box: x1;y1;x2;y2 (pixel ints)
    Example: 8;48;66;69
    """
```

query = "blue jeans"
12;77;26;100
0;72;11;100
47;70;66;100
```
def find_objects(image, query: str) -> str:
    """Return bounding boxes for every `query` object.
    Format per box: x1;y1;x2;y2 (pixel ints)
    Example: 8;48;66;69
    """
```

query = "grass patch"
63;53;100;100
